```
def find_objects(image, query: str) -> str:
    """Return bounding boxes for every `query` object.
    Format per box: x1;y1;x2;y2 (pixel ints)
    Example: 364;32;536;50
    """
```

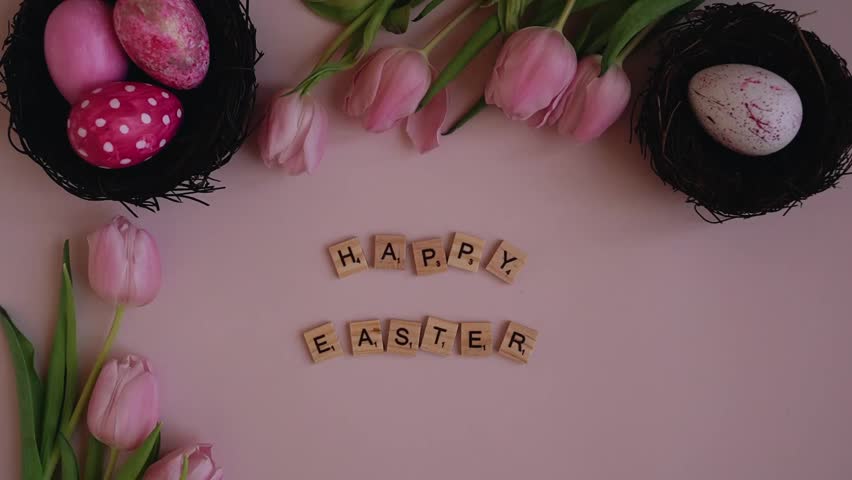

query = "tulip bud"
87;355;159;451
485;26;578;121
552;55;632;142
258;90;328;175
344;47;447;153
143;444;223;480
87;216;162;307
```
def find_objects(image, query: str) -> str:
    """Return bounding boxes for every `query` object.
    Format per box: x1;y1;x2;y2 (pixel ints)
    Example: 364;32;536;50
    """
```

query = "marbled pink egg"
113;0;210;90
68;82;183;168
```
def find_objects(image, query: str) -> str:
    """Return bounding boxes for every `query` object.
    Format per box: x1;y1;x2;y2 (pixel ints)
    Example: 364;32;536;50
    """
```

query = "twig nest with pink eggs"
68;82;183;169
44;0;128;103
688;64;803;157
114;0;210;90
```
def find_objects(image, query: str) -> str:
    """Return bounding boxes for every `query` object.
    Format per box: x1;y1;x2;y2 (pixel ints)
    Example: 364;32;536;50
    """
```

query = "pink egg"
68;82;183;169
113;0;210;90
44;0;128;103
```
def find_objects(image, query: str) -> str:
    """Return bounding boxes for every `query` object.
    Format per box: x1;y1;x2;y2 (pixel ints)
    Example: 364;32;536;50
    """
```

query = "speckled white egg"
688;64;803;156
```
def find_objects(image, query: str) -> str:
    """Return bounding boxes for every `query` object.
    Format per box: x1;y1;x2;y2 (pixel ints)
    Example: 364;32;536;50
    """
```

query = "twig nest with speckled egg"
635;3;852;222
1;0;261;212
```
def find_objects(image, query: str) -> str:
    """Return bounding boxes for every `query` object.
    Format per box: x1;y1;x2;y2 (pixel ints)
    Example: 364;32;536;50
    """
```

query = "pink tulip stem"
553;0;577;31
313;1;381;69
421;0;482;55
613;19;660;66
103;447;119;480
41;305;126;480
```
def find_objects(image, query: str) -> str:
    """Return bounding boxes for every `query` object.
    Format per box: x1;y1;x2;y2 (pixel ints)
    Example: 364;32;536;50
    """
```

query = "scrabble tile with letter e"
328;237;369;278
411;238;448;276
373;234;406;270
420;317;459;356
349;319;384;355
448;232;485;273
460;322;493;357
486;240;528;284
386;319;422;356
498;321;538;364
304;322;344;363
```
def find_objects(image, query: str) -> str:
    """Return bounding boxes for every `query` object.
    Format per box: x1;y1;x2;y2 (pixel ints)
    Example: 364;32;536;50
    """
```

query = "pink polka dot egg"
68;82;183;169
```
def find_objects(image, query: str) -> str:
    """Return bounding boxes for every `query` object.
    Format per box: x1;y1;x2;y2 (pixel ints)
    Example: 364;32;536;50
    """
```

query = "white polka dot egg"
68;82;183;168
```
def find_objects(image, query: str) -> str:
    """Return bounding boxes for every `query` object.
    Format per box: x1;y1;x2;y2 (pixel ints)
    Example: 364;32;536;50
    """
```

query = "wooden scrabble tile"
328;237;369;279
420;317;459;356
498;321;538;364
447;232;485;273
486;240;528;284
303;322;344;363
373;234;406;270
349;319;384;356
460;322;493;357
411;238;448;276
386;319;422;356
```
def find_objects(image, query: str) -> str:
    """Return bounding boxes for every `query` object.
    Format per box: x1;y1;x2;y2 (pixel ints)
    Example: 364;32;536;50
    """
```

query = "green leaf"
40;241;76;463
58;432;80;480
60;263;77;427
303;0;373;23
420;15;500;109
497;0;525;32
601;0;693;71
576;0;636;54
0;306;45;480
382;3;411;33
142;432;162;473
413;0;444;21
524;0;614;27
444;96;487;135
82;434;105;480
113;424;162;480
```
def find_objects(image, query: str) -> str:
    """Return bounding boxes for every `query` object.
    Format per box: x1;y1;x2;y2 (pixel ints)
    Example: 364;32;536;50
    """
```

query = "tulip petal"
405;71;448;153
87;360;119;445
571;67;632;143
555;57;603;136
302;100;328;174
344;48;399;117
362;50;431;132
87;222;129;304
259;93;302;168
127;229;161;307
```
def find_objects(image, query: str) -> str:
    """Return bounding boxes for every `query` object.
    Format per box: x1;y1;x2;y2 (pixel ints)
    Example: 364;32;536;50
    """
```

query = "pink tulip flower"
258;90;328;175
485;26;578;122
87;355;159;450
552;55;632;142
88;216;161;307
344;47;447;153
143;444;223;480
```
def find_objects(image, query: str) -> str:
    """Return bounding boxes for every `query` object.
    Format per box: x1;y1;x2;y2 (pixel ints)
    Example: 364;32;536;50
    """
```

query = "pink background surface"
2;1;852;478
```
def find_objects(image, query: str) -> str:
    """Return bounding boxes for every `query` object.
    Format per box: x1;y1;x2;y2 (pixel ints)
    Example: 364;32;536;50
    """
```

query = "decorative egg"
68;82;183;169
44;0;129;103
688;64;803;156
113;0;210;90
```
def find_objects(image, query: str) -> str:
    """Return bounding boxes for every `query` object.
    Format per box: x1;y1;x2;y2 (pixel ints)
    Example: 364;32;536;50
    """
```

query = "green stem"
103;448;119;480
179;455;190;480
41;305;126;480
553;0;577;31
613;18;660;65
314;1;380;68
421;0;482;55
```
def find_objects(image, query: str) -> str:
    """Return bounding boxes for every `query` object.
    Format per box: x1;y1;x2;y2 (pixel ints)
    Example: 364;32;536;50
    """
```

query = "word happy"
328;233;528;283
304;318;538;364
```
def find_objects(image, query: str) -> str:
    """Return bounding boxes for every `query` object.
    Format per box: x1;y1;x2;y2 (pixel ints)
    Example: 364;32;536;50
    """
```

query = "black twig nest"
635;3;852;222
0;0;262;212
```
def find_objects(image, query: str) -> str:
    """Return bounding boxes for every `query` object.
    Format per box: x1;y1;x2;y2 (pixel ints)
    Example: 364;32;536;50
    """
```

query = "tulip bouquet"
2;217;223;480
259;0;703;174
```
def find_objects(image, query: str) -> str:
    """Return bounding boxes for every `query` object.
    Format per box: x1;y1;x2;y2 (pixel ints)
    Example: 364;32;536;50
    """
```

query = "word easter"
303;318;539;364
328;233;528;284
